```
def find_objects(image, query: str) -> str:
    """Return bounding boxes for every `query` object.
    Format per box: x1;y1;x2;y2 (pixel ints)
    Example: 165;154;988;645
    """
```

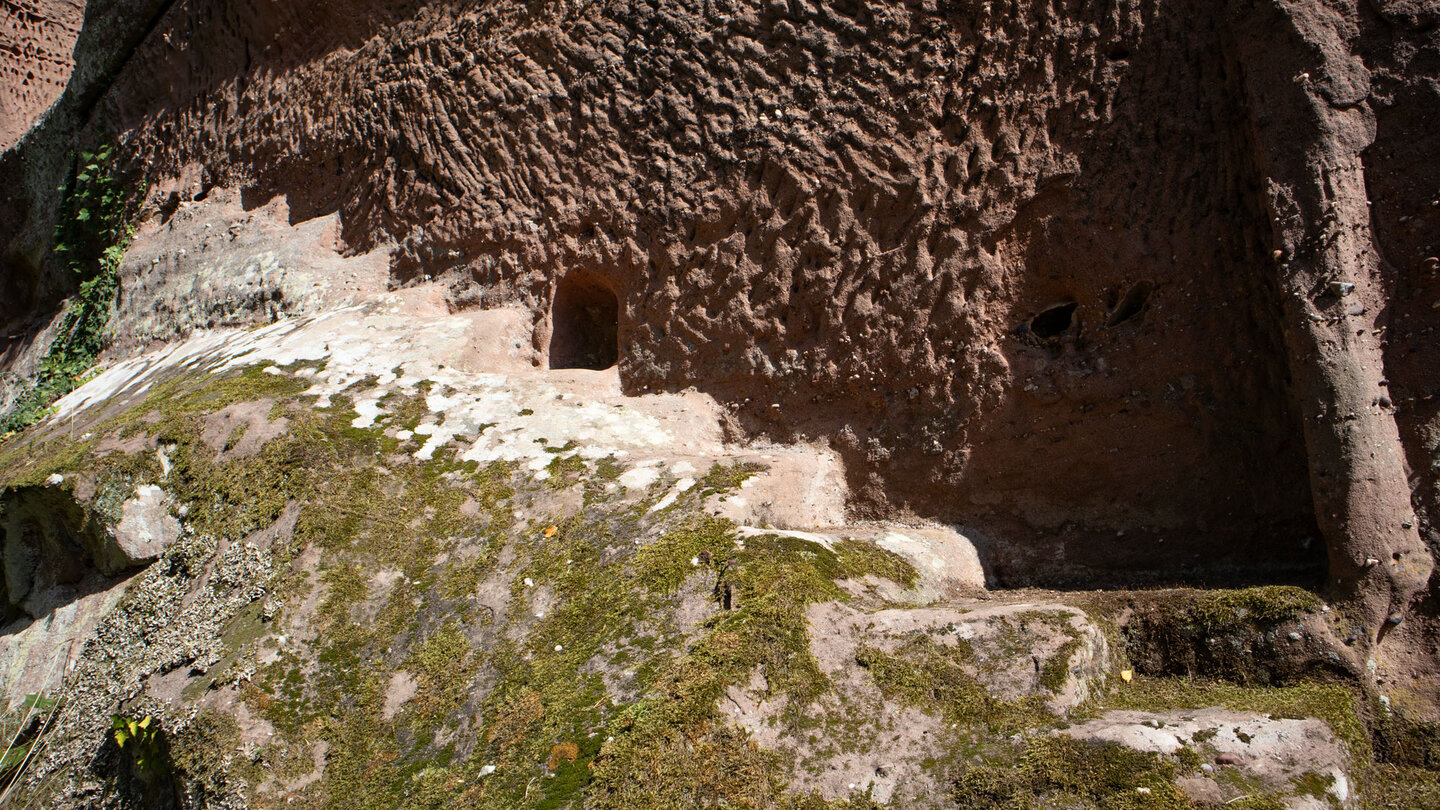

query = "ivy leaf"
112;715;133;748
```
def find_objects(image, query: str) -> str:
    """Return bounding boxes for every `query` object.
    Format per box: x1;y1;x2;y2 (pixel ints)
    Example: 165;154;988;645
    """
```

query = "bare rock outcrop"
0;297;1423;808
1061;709;1353;809
0;0;1322;586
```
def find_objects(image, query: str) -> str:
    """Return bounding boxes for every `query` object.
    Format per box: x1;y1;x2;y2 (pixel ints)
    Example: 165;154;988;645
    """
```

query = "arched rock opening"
549;272;619;370
1030;302;1078;338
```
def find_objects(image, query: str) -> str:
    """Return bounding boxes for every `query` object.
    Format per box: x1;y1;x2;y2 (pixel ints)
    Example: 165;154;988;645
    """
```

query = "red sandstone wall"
4;0;1438;589
0;0;84;149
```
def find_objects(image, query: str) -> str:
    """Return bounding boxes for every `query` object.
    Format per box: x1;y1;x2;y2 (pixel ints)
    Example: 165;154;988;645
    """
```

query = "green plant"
1;145;140;434
111;714;167;781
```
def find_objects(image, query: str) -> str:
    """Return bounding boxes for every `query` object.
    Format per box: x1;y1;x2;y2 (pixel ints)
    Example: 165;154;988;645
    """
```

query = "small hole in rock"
1030;302;1078;339
549;272;620;370
1106;280;1154;327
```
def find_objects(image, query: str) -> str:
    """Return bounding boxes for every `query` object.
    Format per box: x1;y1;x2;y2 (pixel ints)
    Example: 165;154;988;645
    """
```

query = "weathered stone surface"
107;186;392;357
808;600;1112;715
0;303;1419;809
1;479;181;623
112;485;180;566
2;0;1380;589
709;599;1115;804
0;575;127;701
4;0;1437;603
1;1;1439;805
1061;708;1353;809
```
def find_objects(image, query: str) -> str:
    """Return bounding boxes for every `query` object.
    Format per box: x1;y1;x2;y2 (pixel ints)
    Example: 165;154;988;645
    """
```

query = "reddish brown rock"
0;0;85;149
1;1;1437;623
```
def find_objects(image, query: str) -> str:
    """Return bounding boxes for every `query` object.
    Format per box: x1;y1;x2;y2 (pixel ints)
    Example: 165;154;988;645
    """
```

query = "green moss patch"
856;635;1051;734
952;736;1194;809
695;461;767;496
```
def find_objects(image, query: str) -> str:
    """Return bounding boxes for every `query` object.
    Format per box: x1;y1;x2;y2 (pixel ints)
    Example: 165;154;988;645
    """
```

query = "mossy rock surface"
0;353;1435;809
1123;587;1329;684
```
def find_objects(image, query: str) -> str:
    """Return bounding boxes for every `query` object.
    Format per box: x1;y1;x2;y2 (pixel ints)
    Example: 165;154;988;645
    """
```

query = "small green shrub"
112;714;169;782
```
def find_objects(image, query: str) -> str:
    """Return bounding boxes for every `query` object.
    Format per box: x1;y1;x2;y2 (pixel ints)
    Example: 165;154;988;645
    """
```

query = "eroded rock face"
2;4;1438;593
107;186;392;357
3;0;1376;587
0;303;1415;809
3;3;1439;805
0;0;84;149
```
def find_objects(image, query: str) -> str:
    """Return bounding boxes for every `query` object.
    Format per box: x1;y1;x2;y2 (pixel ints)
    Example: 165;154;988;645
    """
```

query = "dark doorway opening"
549;272;620;370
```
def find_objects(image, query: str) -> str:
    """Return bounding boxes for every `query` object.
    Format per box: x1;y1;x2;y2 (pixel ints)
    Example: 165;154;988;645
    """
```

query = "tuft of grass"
405;622;475;725
1186;587;1320;627
632;514;736;593
544;453;587;488
1291;770;1335;799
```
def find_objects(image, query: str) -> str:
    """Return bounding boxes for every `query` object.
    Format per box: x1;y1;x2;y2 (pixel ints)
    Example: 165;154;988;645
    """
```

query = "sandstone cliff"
1;0;1439;807
6;0;1440;597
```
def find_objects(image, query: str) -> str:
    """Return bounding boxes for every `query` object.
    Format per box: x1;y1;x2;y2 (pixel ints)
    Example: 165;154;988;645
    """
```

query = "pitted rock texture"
110;185;391;357
3;0;1440;596
0;0;84;149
